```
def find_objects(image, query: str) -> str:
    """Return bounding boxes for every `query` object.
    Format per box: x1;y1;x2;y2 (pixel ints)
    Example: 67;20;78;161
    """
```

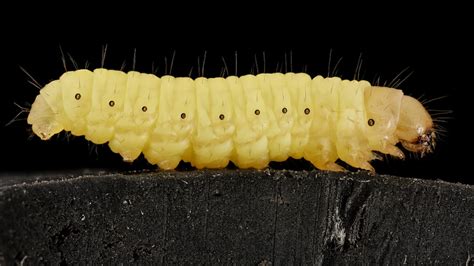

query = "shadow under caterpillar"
27;69;435;172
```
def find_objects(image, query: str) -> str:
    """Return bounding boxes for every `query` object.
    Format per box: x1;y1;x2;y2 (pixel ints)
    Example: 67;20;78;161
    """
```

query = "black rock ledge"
1;169;473;264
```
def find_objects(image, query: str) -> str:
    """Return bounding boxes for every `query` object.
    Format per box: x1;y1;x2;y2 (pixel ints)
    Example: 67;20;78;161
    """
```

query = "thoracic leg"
304;139;345;171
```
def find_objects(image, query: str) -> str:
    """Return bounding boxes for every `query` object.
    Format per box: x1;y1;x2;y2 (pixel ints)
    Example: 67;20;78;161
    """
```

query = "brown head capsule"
396;95;436;157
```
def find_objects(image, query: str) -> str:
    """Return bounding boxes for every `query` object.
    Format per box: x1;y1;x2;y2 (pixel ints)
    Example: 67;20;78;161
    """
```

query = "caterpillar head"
396;95;436;157
27;81;64;140
365;87;435;158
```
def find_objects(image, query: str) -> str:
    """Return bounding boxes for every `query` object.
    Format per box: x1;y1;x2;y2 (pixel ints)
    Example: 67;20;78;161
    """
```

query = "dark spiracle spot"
219;114;225;120
142;106;147;112
109;100;115;107
368;118;375;126
304;108;310;115
74;93;81;100
181;113;186;119
254;109;260;115
282;107;287;114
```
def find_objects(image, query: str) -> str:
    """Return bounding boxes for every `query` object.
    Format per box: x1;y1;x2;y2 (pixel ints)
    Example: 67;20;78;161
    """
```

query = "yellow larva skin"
28;68;429;171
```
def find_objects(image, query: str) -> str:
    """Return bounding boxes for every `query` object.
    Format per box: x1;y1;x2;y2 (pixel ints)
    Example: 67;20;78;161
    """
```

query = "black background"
0;5;472;184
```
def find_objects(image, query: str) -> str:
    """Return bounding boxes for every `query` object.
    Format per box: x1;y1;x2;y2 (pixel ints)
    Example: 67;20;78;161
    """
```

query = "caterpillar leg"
348;154;376;172
304;155;346;172
191;141;233;169
338;151;375;173
357;161;375;173
157;158;181;170
143;141;188;170
383;145;405;159
312;161;346;172
231;137;270;169
304;137;345;171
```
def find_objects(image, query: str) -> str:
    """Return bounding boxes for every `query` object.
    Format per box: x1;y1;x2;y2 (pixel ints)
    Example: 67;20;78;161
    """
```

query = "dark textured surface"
1;169;473;264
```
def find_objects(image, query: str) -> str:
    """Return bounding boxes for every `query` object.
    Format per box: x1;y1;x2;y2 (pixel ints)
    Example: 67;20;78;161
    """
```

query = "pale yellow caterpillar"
27;69;435;172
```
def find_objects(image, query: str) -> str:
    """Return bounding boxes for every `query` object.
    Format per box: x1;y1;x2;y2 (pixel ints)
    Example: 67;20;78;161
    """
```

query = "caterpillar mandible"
27;68;435;172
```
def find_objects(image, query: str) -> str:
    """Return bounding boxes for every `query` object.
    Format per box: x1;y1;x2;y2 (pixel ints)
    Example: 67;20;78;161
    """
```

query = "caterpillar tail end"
27;95;63;140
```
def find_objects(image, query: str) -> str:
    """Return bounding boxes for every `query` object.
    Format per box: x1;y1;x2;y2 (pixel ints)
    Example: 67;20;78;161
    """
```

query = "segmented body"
28;68;416;171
